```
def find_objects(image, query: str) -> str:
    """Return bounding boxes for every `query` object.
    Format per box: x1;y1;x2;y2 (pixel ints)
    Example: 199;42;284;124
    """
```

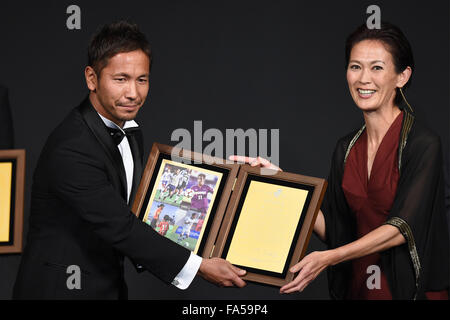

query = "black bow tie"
106;126;141;145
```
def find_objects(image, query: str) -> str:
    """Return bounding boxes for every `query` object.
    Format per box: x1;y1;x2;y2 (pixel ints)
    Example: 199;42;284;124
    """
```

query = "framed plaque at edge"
0;149;26;254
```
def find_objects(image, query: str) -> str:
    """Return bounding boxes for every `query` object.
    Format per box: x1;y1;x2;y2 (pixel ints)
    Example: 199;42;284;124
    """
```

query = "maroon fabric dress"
341;111;448;300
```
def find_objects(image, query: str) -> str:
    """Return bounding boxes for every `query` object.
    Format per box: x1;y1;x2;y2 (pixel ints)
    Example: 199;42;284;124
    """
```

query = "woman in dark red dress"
249;22;450;299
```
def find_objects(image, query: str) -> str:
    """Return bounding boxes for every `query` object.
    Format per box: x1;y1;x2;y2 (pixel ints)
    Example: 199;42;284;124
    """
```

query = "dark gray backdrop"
0;0;448;300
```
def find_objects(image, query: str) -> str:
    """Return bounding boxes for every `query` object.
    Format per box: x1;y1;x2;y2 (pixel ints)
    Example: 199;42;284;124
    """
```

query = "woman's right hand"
228;155;283;172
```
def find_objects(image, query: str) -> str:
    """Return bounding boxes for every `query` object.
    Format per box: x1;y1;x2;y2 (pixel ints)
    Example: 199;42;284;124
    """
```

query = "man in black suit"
0;85;14;149
13;21;246;299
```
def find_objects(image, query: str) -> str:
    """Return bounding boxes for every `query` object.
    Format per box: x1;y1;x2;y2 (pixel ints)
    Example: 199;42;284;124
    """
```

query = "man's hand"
198;257;247;288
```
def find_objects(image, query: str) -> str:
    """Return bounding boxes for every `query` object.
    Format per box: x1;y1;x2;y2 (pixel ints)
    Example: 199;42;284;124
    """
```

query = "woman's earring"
399;87;414;113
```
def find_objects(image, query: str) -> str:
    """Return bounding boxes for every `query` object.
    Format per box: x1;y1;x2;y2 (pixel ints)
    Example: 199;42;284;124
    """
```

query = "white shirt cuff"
171;252;202;290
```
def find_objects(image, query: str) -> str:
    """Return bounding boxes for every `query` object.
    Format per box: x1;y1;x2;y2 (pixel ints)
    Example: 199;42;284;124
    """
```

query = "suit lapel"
128;129;144;206
78;97;128;200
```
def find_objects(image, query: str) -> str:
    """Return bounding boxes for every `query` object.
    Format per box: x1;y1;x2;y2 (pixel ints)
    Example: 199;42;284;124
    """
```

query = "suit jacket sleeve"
0;86;14;149
46;140;192;285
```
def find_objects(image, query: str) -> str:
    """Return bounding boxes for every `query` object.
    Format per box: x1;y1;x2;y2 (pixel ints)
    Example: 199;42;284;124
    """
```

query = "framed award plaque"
211;166;327;287
132;143;327;286
0;149;26;254
131;143;239;258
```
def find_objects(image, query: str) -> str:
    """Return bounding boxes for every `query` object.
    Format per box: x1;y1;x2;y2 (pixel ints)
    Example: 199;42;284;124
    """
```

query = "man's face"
86;49;150;127
197;176;205;186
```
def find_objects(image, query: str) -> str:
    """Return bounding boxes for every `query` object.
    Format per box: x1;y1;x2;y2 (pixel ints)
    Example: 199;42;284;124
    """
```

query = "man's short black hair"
88;20;151;76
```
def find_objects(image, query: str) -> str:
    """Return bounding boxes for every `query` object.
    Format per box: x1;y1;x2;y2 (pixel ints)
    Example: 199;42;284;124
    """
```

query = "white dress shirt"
98;113;202;290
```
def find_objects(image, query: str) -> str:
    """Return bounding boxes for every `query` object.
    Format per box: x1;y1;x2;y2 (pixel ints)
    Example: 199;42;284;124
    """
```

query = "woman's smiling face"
346;39;408;113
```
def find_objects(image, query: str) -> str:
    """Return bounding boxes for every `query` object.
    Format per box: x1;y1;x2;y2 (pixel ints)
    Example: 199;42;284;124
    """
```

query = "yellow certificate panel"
0;162;13;242
226;181;308;273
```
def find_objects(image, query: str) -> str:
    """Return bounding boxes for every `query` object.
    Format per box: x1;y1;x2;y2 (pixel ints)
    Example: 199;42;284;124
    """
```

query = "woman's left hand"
280;250;336;294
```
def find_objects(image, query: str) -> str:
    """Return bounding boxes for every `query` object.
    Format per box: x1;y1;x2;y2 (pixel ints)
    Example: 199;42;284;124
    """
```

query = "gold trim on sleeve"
385;216;421;300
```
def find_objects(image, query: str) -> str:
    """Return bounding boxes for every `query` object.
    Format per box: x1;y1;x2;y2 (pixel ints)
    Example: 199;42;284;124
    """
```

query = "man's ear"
85;66;98;92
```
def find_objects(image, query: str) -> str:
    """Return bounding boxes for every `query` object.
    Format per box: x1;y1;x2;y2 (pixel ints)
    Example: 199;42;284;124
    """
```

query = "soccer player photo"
142;159;223;253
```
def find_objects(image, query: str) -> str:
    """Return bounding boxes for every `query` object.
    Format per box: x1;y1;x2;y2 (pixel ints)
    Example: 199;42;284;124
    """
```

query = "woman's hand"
228;155;282;171
280;224;405;294
280;250;337;294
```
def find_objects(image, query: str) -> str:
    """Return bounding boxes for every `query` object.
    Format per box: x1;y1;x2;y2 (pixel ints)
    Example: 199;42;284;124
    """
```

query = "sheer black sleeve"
384;126;450;299
321;135;357;299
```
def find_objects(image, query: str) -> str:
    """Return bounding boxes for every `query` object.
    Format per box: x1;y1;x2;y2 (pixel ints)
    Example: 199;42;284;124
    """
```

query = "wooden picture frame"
131;143;239;258
0;149;26;254
212;165;327;287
